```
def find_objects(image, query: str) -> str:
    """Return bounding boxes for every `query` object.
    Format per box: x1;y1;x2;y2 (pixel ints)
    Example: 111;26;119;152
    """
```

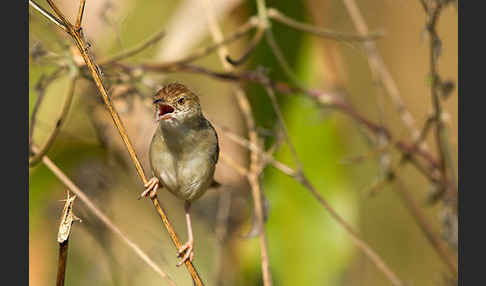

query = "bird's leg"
177;201;194;266
139;177;159;199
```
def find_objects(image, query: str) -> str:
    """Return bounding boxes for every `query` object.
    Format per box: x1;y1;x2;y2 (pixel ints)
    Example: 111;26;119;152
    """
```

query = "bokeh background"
29;0;458;285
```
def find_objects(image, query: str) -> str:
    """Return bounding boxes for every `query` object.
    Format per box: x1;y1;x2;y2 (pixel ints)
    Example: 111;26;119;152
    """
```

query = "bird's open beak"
155;103;175;122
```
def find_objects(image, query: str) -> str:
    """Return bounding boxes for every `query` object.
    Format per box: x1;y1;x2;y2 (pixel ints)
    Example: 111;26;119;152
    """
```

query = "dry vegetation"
29;0;458;285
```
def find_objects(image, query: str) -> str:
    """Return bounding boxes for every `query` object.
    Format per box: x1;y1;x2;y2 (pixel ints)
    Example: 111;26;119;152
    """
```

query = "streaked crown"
153;82;199;105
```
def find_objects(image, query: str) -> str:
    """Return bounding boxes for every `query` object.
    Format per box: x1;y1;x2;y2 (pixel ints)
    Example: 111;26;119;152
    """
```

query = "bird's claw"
176;240;194;266
139;177;159;200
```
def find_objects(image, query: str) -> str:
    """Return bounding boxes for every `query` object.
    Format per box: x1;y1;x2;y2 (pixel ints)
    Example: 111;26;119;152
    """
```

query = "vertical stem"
202;0;273;285
56;240;69;286
424;1;457;201
75;0;86;30
38;150;176;286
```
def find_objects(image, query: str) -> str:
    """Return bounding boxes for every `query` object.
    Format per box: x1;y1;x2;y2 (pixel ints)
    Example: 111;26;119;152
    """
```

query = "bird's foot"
139;177;159;199
176;239;194;266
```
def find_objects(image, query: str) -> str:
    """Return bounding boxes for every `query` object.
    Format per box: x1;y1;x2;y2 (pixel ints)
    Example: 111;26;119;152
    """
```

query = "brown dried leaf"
57;191;82;243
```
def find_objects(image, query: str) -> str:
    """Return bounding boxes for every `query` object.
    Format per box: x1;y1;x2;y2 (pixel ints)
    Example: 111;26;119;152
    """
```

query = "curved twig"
137;16;258;71
267;8;383;42
98;29;166;66
30;74;77;166
226;27;265;66
29;66;66;148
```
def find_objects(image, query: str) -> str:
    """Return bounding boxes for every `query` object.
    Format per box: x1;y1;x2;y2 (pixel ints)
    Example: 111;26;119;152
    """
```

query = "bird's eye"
177;98;185;105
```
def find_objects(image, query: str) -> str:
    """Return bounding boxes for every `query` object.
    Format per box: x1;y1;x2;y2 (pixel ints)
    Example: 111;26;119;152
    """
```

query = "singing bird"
141;83;219;266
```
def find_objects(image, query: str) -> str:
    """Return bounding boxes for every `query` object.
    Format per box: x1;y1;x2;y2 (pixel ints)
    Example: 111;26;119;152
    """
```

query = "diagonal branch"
35;1;204;284
393;175;458;277
36;150;177;286
29;0;67;32
263;85;403;286
98;29;166;66
341;0;426;152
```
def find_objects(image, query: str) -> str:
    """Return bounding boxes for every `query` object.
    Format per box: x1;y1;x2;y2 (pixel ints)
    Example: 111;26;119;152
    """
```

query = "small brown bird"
141;83;219;266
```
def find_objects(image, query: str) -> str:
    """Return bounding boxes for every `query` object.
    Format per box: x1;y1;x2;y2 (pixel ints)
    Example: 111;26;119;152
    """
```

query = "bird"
140;82;219;266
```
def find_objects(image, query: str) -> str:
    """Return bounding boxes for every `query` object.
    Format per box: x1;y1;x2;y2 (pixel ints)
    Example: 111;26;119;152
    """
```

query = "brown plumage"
142;82;219;266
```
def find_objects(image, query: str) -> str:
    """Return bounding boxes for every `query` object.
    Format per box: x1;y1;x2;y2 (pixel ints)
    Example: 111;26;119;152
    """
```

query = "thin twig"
39;1;204;284
421;0;458;202
298;173;404;286
29;66;66;147
220;153;249;176
267;8;383;42
226;27;265;66
75;0;86;30
340;144;392;165
29;0;67;32
263;86;302;171
35;149;177;286
264;28;305;89
202;0;272;285
263;85;403;286
98;29;166;66
414;115;436;148
341;0;426;151
138;16;258;71
216;124;295;177
363;158;458;276
393;175;458;278
30;74;78;166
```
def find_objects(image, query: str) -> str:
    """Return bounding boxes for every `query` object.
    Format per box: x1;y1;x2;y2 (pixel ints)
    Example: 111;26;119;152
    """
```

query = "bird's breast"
149;126;217;201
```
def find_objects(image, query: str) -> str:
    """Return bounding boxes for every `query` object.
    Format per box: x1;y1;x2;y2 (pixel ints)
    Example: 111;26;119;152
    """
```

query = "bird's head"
153;83;202;127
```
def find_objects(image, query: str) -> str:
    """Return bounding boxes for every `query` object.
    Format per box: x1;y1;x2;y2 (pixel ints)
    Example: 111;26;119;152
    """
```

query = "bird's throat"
159;115;207;155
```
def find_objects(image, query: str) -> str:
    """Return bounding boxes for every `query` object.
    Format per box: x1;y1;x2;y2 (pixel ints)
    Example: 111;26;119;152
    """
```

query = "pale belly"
151;149;215;201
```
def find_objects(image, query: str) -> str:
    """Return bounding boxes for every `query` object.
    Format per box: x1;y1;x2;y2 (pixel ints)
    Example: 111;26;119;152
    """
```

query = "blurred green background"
29;0;457;285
